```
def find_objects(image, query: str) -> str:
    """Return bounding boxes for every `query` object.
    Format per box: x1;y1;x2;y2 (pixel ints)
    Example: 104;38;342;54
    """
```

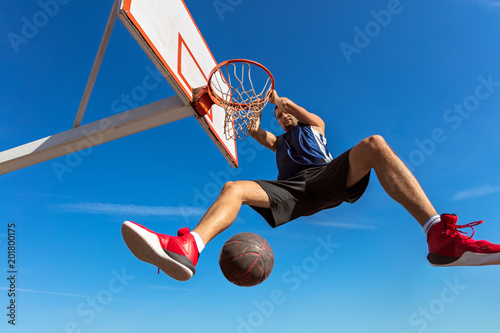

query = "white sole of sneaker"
431;251;500;267
121;221;194;281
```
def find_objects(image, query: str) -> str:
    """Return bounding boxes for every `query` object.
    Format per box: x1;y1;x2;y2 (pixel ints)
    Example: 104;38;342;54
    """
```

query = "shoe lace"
446;220;484;239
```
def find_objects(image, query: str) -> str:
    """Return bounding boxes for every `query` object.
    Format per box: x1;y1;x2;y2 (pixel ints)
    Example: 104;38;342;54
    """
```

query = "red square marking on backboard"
177;33;213;122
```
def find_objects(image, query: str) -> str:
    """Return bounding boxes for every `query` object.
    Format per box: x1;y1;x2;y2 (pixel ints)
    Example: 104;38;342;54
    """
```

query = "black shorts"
250;149;370;228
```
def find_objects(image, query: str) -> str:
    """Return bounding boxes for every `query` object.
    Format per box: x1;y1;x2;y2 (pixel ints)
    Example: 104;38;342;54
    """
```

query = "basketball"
219;232;274;287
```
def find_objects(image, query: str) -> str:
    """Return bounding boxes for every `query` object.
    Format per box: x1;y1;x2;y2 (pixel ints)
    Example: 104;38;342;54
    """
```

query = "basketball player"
121;90;500;281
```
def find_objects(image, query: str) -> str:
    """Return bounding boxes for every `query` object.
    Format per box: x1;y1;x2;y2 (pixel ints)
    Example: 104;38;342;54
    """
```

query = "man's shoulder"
295;122;313;132
284;123;308;137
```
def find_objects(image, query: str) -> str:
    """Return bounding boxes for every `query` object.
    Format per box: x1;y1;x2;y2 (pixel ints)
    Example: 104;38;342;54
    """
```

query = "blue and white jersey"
275;122;333;180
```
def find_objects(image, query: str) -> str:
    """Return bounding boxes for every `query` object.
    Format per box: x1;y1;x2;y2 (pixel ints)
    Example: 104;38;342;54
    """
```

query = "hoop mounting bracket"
192;85;213;117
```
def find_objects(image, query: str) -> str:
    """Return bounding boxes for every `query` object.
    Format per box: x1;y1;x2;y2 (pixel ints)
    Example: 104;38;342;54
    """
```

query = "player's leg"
122;180;270;280
347;135;500;267
193;181;270;245
347;135;437;226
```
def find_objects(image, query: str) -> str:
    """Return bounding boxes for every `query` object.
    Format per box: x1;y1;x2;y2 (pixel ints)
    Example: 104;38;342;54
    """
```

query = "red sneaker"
427;214;500;267
121;221;199;281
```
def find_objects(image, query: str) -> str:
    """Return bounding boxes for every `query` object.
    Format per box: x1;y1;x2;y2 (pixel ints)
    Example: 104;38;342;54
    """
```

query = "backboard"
118;0;238;167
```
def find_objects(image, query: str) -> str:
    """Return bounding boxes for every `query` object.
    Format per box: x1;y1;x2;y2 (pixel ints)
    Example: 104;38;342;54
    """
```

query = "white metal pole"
1;96;193;175
73;0;121;128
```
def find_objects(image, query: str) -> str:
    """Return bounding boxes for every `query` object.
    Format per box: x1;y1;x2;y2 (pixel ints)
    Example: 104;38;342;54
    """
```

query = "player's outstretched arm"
270;90;326;136
248;112;277;152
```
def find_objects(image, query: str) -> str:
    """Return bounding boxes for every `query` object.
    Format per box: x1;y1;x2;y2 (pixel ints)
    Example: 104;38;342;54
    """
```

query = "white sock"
190;231;205;253
423;214;440;234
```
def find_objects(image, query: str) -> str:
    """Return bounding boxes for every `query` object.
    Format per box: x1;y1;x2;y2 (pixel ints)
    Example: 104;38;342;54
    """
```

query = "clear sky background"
2;0;500;332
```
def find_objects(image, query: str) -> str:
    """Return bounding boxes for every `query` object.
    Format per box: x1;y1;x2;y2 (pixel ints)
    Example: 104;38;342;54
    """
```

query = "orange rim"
207;59;275;108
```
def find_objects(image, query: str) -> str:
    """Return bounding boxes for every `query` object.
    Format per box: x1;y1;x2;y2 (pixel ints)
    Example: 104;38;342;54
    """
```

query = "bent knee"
222;181;238;193
362;135;388;152
221;181;266;204
221;181;245;198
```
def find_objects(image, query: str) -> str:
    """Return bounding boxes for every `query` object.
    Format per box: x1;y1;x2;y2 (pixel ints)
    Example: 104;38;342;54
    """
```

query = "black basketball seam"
219;233;274;286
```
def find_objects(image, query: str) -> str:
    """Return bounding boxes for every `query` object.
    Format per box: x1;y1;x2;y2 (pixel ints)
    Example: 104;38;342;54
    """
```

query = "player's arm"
270;90;326;136
248;112;277;152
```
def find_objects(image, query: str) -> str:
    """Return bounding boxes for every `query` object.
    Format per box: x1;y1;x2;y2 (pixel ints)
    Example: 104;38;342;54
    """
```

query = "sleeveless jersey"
275;123;333;180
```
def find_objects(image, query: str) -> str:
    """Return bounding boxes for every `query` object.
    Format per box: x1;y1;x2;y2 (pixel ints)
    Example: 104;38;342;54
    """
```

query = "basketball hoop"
194;59;275;141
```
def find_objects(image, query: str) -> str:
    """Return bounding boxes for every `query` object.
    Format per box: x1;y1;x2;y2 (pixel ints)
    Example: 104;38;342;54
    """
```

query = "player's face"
275;108;298;131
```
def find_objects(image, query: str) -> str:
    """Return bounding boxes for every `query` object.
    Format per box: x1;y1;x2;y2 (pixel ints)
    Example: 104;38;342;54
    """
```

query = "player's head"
274;106;298;132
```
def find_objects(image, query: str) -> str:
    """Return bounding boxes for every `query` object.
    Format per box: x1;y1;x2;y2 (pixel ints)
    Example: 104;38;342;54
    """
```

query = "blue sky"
2;0;500;332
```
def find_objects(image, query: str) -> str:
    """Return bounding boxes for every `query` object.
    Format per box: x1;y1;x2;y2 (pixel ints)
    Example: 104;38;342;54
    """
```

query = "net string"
210;62;273;140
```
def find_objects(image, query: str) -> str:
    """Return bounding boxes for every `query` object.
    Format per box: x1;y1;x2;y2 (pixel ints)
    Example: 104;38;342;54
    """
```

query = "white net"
209;61;273;140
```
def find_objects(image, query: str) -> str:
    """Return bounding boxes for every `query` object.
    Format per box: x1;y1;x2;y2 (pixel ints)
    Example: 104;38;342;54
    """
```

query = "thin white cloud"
0;287;140;303
307;221;377;230
452;184;500;201
55;202;206;217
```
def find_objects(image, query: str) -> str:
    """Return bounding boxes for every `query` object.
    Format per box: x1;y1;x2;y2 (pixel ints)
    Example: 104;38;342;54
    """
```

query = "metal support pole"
73;0;120;128
1;96;193;175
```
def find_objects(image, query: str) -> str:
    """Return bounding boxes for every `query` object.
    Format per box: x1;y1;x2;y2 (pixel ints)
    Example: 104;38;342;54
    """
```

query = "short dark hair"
274;106;279;119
